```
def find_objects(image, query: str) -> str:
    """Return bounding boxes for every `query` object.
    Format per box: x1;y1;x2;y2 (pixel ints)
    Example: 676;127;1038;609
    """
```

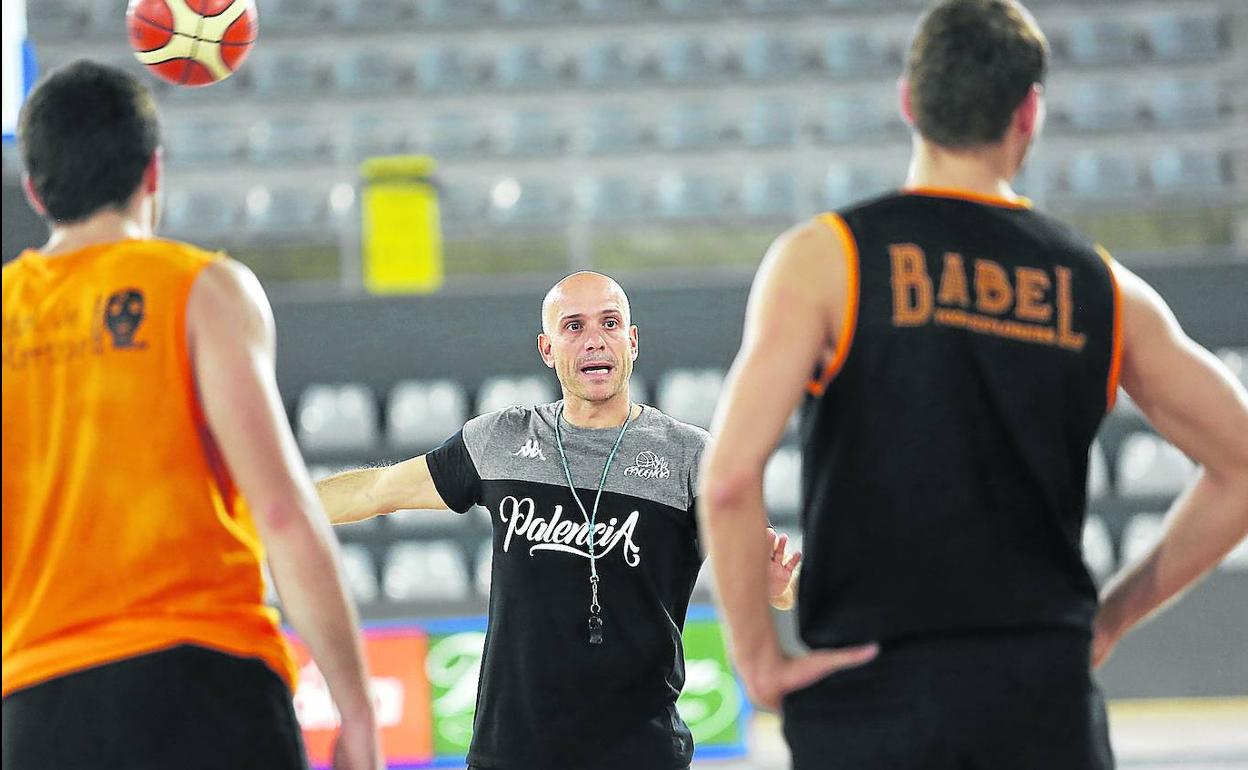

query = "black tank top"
798;188;1121;648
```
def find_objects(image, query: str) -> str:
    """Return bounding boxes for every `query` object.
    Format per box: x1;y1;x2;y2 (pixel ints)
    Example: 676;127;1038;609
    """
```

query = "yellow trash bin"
360;155;443;294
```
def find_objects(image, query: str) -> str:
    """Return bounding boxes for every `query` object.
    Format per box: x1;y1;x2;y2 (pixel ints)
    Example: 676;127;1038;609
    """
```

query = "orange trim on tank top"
808;213;860;397
902;186;1033;210
1096;245;1124;412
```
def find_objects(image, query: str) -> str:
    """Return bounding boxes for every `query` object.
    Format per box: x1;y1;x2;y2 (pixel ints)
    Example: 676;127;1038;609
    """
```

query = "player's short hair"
19;59;161;223
905;0;1048;148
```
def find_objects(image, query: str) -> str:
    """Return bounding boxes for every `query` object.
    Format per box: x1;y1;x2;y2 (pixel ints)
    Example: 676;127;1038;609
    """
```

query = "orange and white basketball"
126;0;258;87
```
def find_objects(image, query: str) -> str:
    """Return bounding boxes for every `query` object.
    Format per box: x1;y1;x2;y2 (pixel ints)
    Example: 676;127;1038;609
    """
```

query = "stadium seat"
741;169;799;219
383;541;470;602
334;0;409;27
476;375;556;414
658;37;721;84
498;111;566;157
656;368;725;428
497;0;563;22
245;185;326;234
815;94;892;144
659;102;722;151
419;0;487;25
822;165;896;210
1116;432;1195;498
1145;13;1221;61
425;113;484;159
1067;150;1141;199
578;41;645;88
764;446;802;518
1150;78;1220;129
254;0;325;29
387;380;469;450
1081;515;1115;581
743;0;804;12
820;30;891;78
489;179;566;226
741;98;799;149
576;177;648;222
1088;441;1111;500
162;188;242;236
295;383;381;452
1064;18;1138;66
250;50;323;97
1067;81;1140;132
439;185;488;224
657;173;725;221
163;119;242;167
338;544;380;604
657;0;726;15
496;44;560;90
1120;513;1165;566
334;49;407;95
577;0;648;18
585;106;648;155
340;115;407;161
248;117;327;165
416;47;477;93
1150;148;1223;194
740;32;803;82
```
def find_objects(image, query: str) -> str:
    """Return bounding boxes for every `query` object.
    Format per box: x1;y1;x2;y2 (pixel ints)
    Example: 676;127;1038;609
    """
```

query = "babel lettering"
498;496;642;567
889;243;1086;351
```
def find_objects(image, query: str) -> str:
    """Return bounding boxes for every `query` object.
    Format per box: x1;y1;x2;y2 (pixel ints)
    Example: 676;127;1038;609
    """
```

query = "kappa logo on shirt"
624;450;670;480
512;438;546;461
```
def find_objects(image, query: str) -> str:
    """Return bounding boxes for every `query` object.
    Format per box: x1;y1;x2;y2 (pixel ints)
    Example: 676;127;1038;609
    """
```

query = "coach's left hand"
766;528;801;610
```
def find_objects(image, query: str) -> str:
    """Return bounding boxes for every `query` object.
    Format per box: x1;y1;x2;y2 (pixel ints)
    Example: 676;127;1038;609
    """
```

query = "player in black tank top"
700;2;1248;769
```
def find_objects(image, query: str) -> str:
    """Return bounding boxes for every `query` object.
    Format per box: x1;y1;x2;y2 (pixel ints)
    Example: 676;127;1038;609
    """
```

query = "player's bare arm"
1092;261;1248;667
188;259;381;767
700;218;877;711
317;455;451;525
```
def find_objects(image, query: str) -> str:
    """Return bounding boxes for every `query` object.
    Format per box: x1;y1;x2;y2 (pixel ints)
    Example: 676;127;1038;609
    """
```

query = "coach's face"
538;273;638;404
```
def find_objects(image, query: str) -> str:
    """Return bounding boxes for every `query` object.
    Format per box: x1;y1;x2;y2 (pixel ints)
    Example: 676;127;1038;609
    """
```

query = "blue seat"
579;41;644;87
163;188;242;237
657;173;724;221
659;102;722;151
577;0;647;18
499;111;565;157
419;0;487;24
163;119;243;167
1150;78;1220;129
585;106;647;154
822;165;894;209
1067;81;1140;132
439;185;487;224
334;0;409;26
658;37;720;84
1067;151;1141;198
740;32;802;81
340;115;407;162
1146;13;1221;61
576;177;647;222
246;185;327;233
334;49;407;96
250;51;323;97
497;0;563;22
496;44;560;90
1064;18;1137;66
815;94;892;144
424;113;483;159
821;30;890;77
741;98;798;148
489;179;566;226
253;0;324;29
741;169;799;219
417;47;477;93
743;0;804;12
657;0;725;14
248;117;326;165
1150;148;1222;194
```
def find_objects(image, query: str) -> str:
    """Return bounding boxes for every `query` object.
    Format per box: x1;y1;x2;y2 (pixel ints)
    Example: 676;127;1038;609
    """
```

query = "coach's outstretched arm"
700;220;878;712
188;261;382;770
316;455;451;525
1093;262;1248;668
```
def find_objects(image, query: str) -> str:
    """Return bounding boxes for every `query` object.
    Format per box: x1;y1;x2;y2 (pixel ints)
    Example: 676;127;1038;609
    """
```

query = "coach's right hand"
743;643;879;712
332;711;384;770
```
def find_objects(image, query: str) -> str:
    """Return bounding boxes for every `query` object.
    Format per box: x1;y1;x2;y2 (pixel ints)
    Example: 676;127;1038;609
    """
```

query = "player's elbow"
700;463;764;519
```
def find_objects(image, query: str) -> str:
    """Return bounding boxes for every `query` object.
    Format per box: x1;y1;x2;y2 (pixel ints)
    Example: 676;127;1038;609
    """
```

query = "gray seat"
1145;13;1221;61
741;98;798;148
1150;148;1222;194
1081;515;1115;582
497;0;564;22
657;173;725;221
387;380;469;450
1120;513;1165;566
340;115;407;162
489;179;565;226
659;103;722;151
577;0;648;18
656;368;725;428
417;47;477;93
1116;432;1194;498
439;185;488;225
496;44;560;90
163;119;243;166
499;111;565;157
255;0;324;29
162;188;242;236
248;117;326;164
334;49;406;95
576;177;648;222
741;169;798;219
334;0;409;26
740;32;802;81
657;0;725;14
578;41;644;87
585;106;647;155
1067;81;1139;132
383;541;469;602
821;30;890;77
295;383;380;452
1064;18;1137;66
1150;79;1220;129
476;375;556;414
27;0;83;38
743;0;804;12
250;50;323;97
338;544;380;604
816;94;896;144
764;446;802;517
822;165;895;210
419;0;487;24
1067;151;1141;199
659;37;720;84
245;185;327;234
425;113;483;159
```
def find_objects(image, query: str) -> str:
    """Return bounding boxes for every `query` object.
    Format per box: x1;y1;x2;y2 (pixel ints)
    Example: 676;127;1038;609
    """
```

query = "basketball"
126;0;258;87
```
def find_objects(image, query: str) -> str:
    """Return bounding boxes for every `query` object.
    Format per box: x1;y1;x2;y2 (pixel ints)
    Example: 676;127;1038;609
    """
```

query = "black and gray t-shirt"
425;401;710;770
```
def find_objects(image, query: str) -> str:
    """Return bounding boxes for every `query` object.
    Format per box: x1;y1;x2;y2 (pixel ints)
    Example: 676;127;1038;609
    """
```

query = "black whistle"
588;615;604;645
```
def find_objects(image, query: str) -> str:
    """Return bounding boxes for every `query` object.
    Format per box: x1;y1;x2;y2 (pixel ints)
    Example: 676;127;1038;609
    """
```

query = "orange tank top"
2;238;297;696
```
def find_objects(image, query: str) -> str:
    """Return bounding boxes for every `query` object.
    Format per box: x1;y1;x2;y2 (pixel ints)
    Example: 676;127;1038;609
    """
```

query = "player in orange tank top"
2;60;381;770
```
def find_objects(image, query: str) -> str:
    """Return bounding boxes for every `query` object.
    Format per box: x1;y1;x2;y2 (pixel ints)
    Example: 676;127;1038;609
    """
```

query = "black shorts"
2;643;308;770
783;629;1115;770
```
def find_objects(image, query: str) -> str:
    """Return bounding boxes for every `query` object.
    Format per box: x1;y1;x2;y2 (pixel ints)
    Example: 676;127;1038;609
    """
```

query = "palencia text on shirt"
497;495;642;567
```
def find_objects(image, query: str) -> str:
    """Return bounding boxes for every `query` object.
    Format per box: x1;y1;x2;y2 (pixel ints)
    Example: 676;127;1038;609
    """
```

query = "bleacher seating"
741;168;799;219
1063;18;1138;66
1150;78;1221;129
740;32;803;82
334;49;408;96
163;188;242;236
658;36;721;84
741;98;799;149
496;44;561;90
383;541;470;601
499;111;566;157
476;375;557;414
296;383;381;452
656;368;724;428
1145;12;1222;62
579;41;645;87
585;106;649;155
1150;148;1223;195
1067;150;1142;199
338;544;381;604
250;50;324;98
387;380;469;450
764;446;802;519
659;102;723;152
1082;515;1116;581
1116;432;1195;498
576;176;648;222
1066;81;1139;132
657;172;725;220
1120;512;1165;566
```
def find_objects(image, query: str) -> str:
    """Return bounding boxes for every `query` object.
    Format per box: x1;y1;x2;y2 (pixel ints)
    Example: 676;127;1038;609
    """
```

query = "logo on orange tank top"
103;288;147;350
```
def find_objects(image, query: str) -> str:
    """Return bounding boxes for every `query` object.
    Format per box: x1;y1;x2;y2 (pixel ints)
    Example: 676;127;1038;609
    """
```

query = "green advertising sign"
422;608;747;763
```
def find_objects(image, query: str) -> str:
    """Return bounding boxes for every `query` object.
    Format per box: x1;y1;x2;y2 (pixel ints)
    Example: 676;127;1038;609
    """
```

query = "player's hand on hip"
745;643;879;712
1091;615;1121;670
331;713;384;770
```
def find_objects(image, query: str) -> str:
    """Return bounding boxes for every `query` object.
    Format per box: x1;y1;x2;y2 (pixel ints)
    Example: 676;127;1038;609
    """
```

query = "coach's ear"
537;332;555;369
21;174;47;217
898;77;915;127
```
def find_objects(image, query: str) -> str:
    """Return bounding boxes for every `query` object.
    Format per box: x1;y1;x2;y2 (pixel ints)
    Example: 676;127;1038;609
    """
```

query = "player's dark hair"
18;59;161;223
905;0;1048;148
